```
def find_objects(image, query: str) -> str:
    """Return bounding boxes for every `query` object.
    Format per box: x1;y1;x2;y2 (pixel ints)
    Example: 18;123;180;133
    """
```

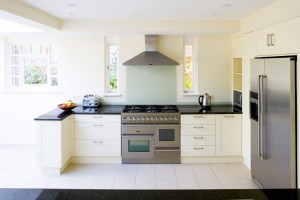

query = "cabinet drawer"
181;114;215;125
181;146;215;156
75;123;120;140
181;136;215;146
75;140;121;156
74;114;121;123
181;125;215;136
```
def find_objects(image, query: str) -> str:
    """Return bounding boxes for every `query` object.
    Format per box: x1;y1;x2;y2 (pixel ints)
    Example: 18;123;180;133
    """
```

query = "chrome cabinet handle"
194;126;204;129
194;147;204;150
93;124;103;127
271;33;275;46
93;140;103;144
194;136;204;139
93;116;103;118
224;116;234;118
194;116;204;118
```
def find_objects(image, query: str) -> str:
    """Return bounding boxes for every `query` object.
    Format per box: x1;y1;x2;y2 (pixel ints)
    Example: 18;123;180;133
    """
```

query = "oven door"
155;125;180;147
122;134;154;160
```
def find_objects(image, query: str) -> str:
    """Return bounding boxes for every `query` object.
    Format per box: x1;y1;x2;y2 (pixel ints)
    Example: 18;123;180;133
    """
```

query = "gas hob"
121;105;180;124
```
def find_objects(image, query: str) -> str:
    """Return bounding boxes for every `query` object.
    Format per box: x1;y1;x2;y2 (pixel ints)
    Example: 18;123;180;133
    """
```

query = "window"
7;42;58;91
105;37;119;94
183;36;198;95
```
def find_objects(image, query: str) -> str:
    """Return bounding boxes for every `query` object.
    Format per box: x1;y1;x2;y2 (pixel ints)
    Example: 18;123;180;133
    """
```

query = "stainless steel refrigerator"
250;57;297;188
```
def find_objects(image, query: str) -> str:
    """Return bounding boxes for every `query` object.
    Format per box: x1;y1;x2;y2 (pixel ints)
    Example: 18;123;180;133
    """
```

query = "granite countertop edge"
34;104;242;121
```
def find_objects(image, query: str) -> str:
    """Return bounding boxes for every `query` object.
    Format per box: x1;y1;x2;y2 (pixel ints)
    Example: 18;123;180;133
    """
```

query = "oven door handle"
155;147;180;152
122;134;154;138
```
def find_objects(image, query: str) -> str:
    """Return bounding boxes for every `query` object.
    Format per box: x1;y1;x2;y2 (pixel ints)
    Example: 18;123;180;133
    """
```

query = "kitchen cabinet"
36;115;74;174
255;17;300;56
181;114;242;158
74;115;121;157
181;114;216;156
216;114;242;156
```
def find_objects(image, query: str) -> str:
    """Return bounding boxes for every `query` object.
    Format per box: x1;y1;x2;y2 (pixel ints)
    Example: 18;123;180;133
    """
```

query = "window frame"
183;36;199;95
4;37;59;93
104;36;120;95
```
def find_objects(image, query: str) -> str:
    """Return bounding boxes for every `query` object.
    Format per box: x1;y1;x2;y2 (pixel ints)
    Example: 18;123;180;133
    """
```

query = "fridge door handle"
258;75;262;158
261;75;268;160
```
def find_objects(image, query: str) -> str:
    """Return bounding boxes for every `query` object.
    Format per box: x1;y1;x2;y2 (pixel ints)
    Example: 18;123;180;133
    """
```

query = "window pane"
184;45;193;91
24;66;47;84
11;77;19;86
109;45;118;91
51;77;58;86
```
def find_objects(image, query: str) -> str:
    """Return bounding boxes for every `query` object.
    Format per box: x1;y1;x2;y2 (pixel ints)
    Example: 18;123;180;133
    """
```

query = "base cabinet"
181;114;242;160
36;115;74;174
74;115;121;157
216;114;242;156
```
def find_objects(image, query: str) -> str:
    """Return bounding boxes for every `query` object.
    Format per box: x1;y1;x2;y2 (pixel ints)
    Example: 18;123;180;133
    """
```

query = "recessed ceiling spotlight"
133;12;139;15
69;13;75;16
221;3;232;7
212;13;218;16
67;3;77;7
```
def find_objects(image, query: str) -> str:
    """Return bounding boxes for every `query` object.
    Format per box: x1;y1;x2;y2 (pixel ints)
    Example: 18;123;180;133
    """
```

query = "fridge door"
251;57;296;188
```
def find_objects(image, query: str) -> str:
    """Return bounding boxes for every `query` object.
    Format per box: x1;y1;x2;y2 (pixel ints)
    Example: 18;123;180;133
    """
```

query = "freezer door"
250;59;265;93
251;57;296;188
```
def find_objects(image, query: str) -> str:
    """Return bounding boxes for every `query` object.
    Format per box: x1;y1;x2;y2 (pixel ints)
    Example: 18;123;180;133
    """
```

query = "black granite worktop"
0;189;298;200
35;104;242;121
177;104;242;114
34;105;125;121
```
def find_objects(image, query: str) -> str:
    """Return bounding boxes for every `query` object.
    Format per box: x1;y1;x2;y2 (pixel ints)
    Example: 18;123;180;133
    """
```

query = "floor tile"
214;169;243;189
135;180;156;189
113;180;135;189
115;164;137;181
90;177;114;189
192;164;218;181
156;164;176;181
156;180;178;189
198;180;222;189
68;176;95;189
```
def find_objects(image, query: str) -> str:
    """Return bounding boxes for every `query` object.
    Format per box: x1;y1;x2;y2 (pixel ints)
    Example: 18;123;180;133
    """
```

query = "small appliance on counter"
198;93;211;109
82;94;101;108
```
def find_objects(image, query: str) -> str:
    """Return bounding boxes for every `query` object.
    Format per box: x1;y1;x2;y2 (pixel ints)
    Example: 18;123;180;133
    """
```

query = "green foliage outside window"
185;55;193;90
25;66;47;84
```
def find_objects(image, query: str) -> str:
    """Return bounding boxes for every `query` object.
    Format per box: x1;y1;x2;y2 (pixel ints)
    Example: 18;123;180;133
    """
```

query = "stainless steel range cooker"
121;105;180;164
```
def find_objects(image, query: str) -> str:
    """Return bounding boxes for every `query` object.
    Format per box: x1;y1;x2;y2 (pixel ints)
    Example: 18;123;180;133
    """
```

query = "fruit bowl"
58;103;77;111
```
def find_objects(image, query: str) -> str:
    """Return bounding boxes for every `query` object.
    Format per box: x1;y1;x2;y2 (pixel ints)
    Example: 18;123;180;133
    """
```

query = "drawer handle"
194;147;204;150
194;116;204;118
194;126;204;129
224;116;234;118
93;124;103;127
93;140;103;144
93;116;103;118
194;136;204;139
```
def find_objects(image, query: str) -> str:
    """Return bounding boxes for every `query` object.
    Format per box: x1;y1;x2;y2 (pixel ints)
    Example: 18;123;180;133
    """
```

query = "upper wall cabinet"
232;36;243;58
255;17;300;56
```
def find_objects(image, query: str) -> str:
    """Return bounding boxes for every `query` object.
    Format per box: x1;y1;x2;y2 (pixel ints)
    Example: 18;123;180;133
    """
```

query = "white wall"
0;34;233;145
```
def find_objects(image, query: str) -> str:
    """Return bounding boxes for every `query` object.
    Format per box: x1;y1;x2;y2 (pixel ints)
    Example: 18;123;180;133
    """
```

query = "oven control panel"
121;113;180;124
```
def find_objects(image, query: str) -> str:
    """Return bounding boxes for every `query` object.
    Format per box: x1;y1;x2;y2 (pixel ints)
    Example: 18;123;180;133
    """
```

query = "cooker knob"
164;117;169;120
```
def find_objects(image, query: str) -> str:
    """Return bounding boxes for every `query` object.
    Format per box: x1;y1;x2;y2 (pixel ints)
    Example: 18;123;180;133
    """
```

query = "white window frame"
4;37;59;93
104;36;120;95
183;36;199;95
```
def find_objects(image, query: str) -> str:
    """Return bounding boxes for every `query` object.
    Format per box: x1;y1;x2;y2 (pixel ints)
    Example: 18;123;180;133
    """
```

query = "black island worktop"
34;104;242;121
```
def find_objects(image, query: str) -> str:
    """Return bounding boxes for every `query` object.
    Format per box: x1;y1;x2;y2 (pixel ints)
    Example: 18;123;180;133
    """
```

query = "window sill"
181;92;199;96
1;87;62;93
103;93;122;97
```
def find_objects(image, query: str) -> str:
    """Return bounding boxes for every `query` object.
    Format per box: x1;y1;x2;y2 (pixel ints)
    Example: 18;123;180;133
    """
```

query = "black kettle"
198;93;211;108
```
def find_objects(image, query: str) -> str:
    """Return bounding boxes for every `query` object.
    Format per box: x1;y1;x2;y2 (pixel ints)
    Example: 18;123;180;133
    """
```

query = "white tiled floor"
0;147;259;190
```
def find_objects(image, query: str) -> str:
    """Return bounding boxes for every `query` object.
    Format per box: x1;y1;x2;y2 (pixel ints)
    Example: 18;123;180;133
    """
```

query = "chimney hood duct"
123;35;179;66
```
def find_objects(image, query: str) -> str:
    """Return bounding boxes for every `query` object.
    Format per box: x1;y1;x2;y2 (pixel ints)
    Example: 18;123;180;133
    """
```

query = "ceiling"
21;0;278;20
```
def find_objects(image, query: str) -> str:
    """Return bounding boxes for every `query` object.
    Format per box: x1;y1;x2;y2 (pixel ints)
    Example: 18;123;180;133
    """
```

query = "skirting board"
181;156;243;163
71;156;122;164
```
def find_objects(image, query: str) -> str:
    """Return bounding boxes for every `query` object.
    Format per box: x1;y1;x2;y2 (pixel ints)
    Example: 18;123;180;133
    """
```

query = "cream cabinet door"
216;114;242;156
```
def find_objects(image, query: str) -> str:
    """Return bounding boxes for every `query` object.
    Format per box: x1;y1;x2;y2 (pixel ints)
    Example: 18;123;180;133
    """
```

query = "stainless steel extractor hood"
123;35;179;66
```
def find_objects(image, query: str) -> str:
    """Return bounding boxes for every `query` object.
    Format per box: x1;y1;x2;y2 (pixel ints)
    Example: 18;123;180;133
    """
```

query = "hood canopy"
123;35;179;66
